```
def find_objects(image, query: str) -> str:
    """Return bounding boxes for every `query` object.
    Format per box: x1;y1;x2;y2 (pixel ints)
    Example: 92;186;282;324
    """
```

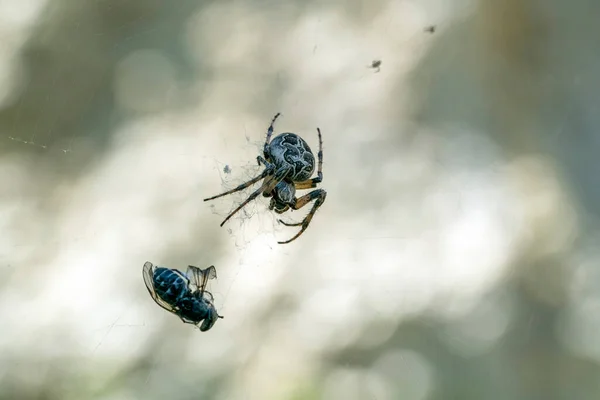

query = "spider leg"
263;112;281;159
257;156;269;166
293;127;324;189
203;163;275;202
219;166;291;227
277;188;327;244
279;184;327;227
294;180;317;190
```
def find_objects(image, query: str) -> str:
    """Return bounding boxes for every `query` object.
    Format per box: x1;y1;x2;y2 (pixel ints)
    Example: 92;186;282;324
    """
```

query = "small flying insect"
368;59;382;73
424;25;436;34
203;113;327;244
142;261;223;331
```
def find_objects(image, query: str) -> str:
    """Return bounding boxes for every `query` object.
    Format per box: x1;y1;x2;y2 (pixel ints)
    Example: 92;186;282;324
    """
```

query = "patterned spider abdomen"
152;267;189;305
267;133;315;182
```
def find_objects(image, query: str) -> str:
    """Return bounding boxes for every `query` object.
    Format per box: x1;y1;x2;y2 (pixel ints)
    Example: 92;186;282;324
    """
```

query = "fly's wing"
201;290;215;303
190;286;216;307
143;262;179;315
186;265;217;295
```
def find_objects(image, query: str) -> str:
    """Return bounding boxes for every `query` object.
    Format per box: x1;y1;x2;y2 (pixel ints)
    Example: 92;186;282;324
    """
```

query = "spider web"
200;132;288;314
0;2;551;400
204;133;311;246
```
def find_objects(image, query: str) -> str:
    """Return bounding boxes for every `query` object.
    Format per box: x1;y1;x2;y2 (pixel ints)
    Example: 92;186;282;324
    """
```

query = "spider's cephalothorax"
143;262;224;332
269;181;295;213
204;113;327;244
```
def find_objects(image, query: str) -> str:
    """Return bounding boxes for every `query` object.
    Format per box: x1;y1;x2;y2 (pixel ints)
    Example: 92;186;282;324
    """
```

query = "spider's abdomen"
267;133;315;181
152;267;189;304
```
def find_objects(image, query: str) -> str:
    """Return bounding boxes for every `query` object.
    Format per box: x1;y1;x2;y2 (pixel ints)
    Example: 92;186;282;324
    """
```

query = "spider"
203;113;327;244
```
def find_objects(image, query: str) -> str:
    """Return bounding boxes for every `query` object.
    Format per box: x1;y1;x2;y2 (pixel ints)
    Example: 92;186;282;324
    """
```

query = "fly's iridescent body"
142;261;223;331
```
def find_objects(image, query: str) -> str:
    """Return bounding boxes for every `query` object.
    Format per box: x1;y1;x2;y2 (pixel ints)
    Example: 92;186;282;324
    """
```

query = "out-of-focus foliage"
1;0;600;399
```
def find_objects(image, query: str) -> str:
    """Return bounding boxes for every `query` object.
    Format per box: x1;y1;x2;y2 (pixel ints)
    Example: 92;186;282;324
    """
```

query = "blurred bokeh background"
2;0;600;399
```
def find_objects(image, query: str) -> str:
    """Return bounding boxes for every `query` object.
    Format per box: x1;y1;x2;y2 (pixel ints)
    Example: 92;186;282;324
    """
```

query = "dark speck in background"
368;59;382;73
